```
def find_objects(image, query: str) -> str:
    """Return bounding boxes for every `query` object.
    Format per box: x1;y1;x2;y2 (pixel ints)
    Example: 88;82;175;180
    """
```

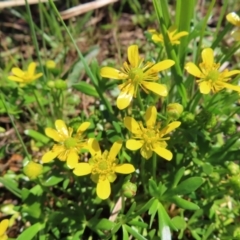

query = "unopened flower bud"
229;175;240;191
55;79;67;90
45;60;56;69
23;161;43;180
122;182;137;198
167;103;183;120
209;172;220;183
226;162;240;175
222;122;237;135
234;227;240;238
47;80;55;88
206;114;217;129
181;111;195;124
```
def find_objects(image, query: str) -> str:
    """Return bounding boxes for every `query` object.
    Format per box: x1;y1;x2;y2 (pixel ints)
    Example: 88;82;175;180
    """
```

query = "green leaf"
148;198;159;228
133;198;155;217
148;179;159;198
17;222;44;240
171;196;199;210
128;219;148;228
169;177;204;195
24;129;50;144
124;224;147;240
72;81;99;97
96;218;114;231
0;177;21;198
125;202;136;219
172;167;185;188
43;176;64;186
122;225;129;240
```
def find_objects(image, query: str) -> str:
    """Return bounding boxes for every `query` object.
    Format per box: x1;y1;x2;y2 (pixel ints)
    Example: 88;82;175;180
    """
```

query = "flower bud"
45;60;56;69
122;182;137;198
47;80;55;88
222;122;237;135
55;79;67;90
181;111;195;124
229;175;240;191
225;162;240;175
209;172;220;183
23;161;43;180
206;114;217;129
234;227;240;238
166;103;183;120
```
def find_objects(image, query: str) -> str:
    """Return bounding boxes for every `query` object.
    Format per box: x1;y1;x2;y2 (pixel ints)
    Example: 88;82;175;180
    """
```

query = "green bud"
229;175;240;191
206;114;217;129
55;79;67;90
222;122;237;135
23;161;43;180
166;103;183;120
47;80;55;88
234;227;240;238
225;162;240;175
45;60;56;69
209;172;220;183
122;182;137;198
181;111;195;124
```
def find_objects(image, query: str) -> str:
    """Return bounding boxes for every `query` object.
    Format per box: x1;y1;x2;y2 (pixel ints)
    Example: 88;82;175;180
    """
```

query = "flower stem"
152;153;157;181
0;92;31;160
140;158;148;194
136;90;144;112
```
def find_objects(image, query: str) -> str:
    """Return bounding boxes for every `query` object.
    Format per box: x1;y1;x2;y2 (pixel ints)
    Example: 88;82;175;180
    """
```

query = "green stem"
140;158;148;194
136;90;144;112
33;90;45;117
152;153;157;181
0;92;31;160
49;0;113;115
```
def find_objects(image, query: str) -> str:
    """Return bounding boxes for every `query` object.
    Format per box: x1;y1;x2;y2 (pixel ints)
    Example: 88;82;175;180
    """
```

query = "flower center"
206;70;219;82
64;137;78;149
23;73;33;81
142;129;158;145
129;68;144;83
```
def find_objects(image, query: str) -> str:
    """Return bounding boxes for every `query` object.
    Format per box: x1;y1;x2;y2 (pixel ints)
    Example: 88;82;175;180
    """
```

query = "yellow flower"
149;26;188;45
45;60;56;69
124;106;181;160
8;62;43;84
23;161;43;180
0;219;9;240
42;120;90;169
73;139;135;200
100;45;174;109
226;12;240;41
185;48;240;94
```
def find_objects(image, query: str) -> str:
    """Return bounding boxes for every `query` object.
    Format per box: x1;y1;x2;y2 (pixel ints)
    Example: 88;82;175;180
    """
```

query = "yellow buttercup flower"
100;45;174;110
8;62;43;84
73;139;135;200
185;48;240;94
226;12;240;41
42;120;90;169
124;106;181;160
149;26;188;45
0;219;9;240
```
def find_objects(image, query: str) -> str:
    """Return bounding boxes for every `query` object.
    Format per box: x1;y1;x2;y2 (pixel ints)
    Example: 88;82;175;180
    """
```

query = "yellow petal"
11;67;24;77
152;34;163;43
88;138;101;156
128;45;140;68
140;145;153;159
145;106;157;128
153;146;172;160
124;117;141;134
0;219;9;235
73;163;92;176
45;128;64;142
224;69;240;77
115;164;135;174
161;121;181;136
100;67;127;79
142;82;168;96
31;73;43;80
221;82;240;92
28;62;37;76
202;48;214;67
149;60;175;73
42;151;58;163
77;122;90;133
55;120;69;137
226;12;240;27
116;84;134;110
109;141;122;160
107;173;117;182
66;150;79;169
8;76;24;82
97;179;111;200
199;81;212;94
126;139;144;150
172;31;189;40
185;62;202;78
